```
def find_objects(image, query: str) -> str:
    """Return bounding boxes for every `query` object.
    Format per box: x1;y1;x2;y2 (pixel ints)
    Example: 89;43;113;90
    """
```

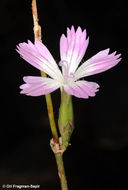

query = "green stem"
45;93;59;143
41;72;59;143
41;73;68;190
55;153;68;190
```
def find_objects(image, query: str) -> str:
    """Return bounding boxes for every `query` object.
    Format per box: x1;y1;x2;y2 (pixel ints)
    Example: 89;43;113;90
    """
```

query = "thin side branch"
31;0;59;143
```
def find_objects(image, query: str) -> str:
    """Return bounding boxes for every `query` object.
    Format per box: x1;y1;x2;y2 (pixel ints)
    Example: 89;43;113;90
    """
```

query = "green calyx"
58;90;74;149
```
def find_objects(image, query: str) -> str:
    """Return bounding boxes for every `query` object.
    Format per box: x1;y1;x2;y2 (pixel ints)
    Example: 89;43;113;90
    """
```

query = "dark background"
1;0;128;189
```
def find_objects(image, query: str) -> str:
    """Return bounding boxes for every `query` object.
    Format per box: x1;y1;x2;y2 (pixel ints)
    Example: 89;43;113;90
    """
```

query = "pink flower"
16;26;121;98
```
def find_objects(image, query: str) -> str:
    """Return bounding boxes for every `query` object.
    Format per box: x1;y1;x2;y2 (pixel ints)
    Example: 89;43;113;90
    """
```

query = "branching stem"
31;1;68;190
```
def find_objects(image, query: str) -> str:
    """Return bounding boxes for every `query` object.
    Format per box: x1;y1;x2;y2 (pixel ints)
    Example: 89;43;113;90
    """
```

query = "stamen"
59;60;69;76
59;60;68;66
59;60;69;70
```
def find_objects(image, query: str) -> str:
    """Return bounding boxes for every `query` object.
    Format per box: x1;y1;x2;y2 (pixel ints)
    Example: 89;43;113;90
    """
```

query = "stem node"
50;137;66;155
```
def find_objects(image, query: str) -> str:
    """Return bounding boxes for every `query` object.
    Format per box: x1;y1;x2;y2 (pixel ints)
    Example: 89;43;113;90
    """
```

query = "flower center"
59;60;75;84
59;60;74;84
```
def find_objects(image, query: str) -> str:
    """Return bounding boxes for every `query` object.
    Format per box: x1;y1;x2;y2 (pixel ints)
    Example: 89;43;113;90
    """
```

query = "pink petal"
60;34;68;61
75;49;121;80
20;76;61;96
34;40;58;69
16;40;63;81
23;76;44;84
60;26;89;74
64;80;99;99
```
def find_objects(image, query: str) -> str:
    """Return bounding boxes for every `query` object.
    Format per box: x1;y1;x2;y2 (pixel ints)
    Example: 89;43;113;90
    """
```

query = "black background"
1;0;128;189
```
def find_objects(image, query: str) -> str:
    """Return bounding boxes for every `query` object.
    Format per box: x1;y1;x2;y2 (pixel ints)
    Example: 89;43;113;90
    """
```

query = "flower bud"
58;90;74;149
